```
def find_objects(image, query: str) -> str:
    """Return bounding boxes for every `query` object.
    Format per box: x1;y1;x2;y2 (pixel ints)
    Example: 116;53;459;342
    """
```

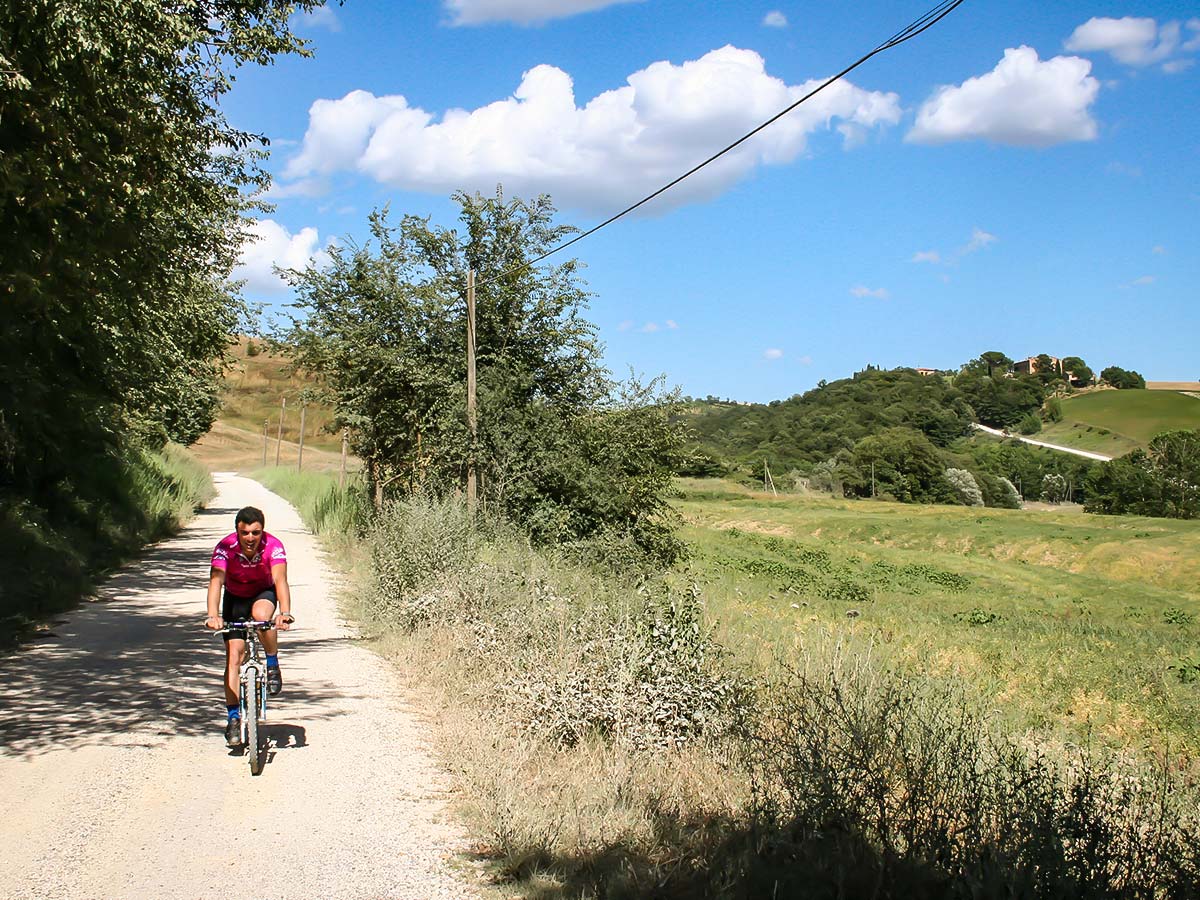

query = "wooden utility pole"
339;429;348;491
261;419;269;466
296;403;307;472
466;268;477;513
871;461;876;498
764;460;777;496
275;397;286;467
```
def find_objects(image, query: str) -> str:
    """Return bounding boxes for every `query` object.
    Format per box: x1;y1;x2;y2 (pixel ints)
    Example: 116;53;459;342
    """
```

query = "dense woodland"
0;1;330;625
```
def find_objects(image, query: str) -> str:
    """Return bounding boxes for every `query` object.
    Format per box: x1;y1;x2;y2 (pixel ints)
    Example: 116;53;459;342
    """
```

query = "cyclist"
203;505;295;747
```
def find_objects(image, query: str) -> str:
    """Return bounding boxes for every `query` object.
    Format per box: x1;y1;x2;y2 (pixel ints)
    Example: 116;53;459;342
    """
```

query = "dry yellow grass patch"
190;421;353;474
1061;689;1154;745
712;519;792;537
928;646;987;680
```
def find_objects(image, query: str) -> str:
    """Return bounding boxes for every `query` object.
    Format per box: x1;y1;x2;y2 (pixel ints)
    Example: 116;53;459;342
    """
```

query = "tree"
850;427;955;503
977;473;1021;509
1034;354;1061;384
1041;473;1068;503
945;468;984;506
1061;356;1093;386
955;372;1045;429
961;351;1014;379
285;192;691;562
1147;430;1200;518
1084;451;1162;516
1;1;327;500
1100;366;1146;390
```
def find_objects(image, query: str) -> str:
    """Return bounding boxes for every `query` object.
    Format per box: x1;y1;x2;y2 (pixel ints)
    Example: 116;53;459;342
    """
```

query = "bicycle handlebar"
215;619;276;634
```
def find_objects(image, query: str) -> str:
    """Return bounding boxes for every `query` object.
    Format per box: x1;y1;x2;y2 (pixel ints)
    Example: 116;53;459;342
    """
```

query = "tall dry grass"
268;474;1200;899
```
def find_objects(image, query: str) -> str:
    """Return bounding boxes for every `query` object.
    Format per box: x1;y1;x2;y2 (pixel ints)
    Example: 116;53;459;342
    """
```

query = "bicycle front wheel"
245;670;263;776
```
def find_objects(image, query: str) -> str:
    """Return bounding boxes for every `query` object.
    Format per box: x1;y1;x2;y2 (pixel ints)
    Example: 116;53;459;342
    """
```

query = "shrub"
1045;396;1063;422
945;467;984;506
499;583;742;751
1018;412;1043;435
1163;607;1196;626
746;649;1200;898
979;472;1022;508
1041;473;1068;503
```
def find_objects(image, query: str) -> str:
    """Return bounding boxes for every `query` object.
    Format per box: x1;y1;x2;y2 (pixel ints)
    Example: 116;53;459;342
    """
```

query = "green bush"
1018;412;1043;435
0;443;212;636
978;472;1022;508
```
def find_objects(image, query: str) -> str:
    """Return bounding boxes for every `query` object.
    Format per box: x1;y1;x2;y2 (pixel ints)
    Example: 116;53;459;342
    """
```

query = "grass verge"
268;470;1200;899
0;443;214;646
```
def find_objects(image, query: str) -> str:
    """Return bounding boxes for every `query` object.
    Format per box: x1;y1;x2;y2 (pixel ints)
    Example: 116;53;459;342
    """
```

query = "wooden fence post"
275;397;286;467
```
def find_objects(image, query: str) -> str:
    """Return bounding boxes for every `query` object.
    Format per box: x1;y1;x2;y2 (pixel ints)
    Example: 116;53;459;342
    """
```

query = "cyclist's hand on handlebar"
204;614;224;631
274;613;295;631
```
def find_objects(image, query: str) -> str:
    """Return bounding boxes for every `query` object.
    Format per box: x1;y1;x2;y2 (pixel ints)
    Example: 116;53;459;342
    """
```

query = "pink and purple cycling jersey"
210;532;287;599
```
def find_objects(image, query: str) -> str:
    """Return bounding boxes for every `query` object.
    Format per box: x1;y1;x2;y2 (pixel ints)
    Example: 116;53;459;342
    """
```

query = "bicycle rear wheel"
245;670;263;776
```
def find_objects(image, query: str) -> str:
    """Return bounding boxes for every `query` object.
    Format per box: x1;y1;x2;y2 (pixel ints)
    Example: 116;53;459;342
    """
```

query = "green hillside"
1039;390;1200;456
219;338;340;452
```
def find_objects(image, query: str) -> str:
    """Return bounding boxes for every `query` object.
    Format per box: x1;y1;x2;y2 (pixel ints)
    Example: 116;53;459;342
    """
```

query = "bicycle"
215;619;274;775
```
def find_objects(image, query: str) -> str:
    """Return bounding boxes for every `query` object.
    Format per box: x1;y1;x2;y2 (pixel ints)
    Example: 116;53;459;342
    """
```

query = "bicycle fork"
239;661;267;743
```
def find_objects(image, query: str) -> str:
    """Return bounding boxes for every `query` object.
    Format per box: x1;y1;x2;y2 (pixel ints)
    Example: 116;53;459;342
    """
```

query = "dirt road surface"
0;474;481;900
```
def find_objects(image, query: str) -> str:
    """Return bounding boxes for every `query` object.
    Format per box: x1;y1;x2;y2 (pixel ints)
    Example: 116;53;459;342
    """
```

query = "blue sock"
227;704;240;721
266;654;279;668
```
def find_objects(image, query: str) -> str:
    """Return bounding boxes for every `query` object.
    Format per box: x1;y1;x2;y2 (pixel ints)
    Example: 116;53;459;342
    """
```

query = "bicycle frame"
218;620;273;772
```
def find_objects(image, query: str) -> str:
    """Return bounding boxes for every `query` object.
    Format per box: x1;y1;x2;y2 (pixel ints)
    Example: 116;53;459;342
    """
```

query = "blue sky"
228;1;1199;401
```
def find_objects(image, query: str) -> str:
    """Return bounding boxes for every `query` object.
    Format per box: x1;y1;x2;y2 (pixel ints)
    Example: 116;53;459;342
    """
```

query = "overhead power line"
477;0;965;288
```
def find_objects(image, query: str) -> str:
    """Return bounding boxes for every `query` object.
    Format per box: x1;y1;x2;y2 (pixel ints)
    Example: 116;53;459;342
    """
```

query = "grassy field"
219;337;341;452
188;338;356;475
1039;389;1200;456
673;478;1200;756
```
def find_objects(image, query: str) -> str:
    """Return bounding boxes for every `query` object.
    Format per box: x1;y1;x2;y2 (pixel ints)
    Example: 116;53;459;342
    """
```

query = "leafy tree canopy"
283;191;691;564
1085;430;1200;519
1100;366;1147;390
1;0;327;502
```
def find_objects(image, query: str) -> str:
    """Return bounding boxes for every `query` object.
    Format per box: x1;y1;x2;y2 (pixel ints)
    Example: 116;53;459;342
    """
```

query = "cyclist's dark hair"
235;506;265;528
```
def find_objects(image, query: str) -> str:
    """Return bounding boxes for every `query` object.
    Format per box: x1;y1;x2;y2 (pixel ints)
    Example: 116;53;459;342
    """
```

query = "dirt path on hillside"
0;474;482;900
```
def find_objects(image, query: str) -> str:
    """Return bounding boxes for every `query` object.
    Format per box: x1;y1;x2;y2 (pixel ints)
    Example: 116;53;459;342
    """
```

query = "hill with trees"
681;351;1147;509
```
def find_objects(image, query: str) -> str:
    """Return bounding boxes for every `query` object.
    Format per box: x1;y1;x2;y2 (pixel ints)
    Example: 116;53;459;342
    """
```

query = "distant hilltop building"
1012;355;1061;376
913;367;939;377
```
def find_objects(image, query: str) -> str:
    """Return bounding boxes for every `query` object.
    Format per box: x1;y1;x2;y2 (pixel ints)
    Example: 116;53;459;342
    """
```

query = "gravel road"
0;473;482;900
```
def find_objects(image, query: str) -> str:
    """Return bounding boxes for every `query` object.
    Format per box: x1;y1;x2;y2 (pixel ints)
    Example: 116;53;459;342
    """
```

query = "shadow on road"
0;502;358;759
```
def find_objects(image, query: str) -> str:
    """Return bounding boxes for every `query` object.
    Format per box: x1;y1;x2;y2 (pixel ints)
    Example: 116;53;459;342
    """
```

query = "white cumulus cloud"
850;285;889;300
234;219;328;294
763;348;784;360
444;0;643;26
281;46;902;212
763;11;788;28
1065;17;1182;66
907;46;1099;147
912;250;941;264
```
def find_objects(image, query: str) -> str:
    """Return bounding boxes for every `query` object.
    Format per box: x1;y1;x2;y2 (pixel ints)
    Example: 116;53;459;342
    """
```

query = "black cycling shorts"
221;588;277;642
